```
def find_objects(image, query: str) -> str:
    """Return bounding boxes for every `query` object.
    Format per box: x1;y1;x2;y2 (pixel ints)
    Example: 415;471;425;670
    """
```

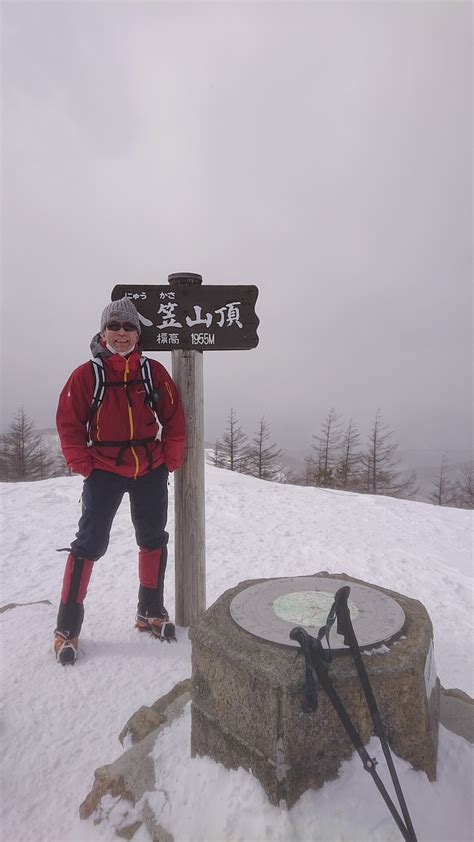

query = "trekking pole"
333;586;417;841
290;597;417;842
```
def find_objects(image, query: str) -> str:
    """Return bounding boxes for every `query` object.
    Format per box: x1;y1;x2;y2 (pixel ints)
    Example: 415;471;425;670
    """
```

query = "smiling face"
101;321;139;354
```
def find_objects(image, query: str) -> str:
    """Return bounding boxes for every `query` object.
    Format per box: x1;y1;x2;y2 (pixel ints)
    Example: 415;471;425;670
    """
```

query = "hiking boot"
135;612;176;642
54;631;79;665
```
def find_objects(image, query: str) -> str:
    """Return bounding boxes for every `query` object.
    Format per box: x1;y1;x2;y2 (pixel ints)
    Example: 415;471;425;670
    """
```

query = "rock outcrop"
79;679;191;840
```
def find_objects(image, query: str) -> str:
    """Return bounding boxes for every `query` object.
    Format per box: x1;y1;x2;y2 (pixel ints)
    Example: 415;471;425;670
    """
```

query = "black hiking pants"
72;464;169;558
56;464;169;638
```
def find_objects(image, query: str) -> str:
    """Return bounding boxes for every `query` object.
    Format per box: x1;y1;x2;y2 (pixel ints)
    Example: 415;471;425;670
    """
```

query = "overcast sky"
1;1;472;464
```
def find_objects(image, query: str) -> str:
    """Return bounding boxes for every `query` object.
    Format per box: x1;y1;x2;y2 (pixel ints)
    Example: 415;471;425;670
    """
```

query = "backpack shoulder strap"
139;356;161;411
90;358;106;405
139;356;153;398
87;359;107;437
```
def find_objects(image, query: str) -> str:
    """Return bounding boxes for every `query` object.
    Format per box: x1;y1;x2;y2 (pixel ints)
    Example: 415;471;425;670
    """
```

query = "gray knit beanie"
100;297;141;334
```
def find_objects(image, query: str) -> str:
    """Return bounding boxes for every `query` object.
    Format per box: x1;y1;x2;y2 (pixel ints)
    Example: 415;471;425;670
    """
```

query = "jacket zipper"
96;405;102;441
165;381;174;404
124;358;140;479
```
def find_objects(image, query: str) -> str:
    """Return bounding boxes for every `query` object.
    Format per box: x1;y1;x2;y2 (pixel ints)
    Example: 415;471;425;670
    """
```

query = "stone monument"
189;573;440;807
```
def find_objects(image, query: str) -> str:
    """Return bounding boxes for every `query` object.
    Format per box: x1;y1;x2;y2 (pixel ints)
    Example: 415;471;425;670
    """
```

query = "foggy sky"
1;1;472;464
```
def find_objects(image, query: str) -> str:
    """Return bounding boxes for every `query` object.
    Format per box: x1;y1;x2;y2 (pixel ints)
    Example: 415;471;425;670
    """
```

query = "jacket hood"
90;333;112;360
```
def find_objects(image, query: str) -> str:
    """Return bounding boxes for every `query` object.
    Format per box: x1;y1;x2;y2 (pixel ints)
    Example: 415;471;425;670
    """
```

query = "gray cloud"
1;1;471;465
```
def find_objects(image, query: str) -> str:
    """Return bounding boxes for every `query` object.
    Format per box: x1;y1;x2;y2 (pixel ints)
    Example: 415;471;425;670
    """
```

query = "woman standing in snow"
54;296;185;664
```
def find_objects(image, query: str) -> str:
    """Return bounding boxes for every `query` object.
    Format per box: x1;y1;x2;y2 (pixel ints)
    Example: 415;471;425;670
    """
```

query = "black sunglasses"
105;321;138;332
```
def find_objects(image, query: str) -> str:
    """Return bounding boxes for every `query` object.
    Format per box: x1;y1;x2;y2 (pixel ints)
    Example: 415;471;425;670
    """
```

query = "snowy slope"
0;468;472;842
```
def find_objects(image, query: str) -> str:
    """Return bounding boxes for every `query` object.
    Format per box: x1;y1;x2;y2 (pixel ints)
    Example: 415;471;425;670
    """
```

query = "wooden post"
169;272;206;625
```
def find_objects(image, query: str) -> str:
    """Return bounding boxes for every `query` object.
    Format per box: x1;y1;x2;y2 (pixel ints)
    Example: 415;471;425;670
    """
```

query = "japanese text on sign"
112;284;259;352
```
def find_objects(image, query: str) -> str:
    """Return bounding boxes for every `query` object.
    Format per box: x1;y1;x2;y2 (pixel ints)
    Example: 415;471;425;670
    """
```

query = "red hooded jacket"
56;338;185;479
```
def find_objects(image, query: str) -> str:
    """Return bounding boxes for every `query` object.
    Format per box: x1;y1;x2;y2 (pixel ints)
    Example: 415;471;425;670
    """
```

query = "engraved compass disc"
230;576;406;651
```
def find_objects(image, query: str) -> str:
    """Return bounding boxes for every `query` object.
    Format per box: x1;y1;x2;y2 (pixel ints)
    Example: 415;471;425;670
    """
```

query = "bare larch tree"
247;417;283;481
452;462;474;509
209;439;225;468
429;456;454;506
310;408;342;488
336;418;362;490
362;410;418;498
219;408;249;472
0;407;55;482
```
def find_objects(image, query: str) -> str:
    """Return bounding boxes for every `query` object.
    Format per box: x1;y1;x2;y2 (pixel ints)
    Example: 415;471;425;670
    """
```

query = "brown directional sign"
112;284;259;351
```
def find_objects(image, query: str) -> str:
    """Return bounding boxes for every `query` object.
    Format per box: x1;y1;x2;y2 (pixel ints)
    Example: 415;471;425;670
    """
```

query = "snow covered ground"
0;467;472;842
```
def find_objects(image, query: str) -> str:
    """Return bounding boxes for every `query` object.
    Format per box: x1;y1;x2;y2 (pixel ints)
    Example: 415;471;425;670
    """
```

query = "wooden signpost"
112;274;260;625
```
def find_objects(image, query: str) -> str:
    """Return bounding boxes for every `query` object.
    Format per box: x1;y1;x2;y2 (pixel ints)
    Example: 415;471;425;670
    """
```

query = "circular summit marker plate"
230;576;406;651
